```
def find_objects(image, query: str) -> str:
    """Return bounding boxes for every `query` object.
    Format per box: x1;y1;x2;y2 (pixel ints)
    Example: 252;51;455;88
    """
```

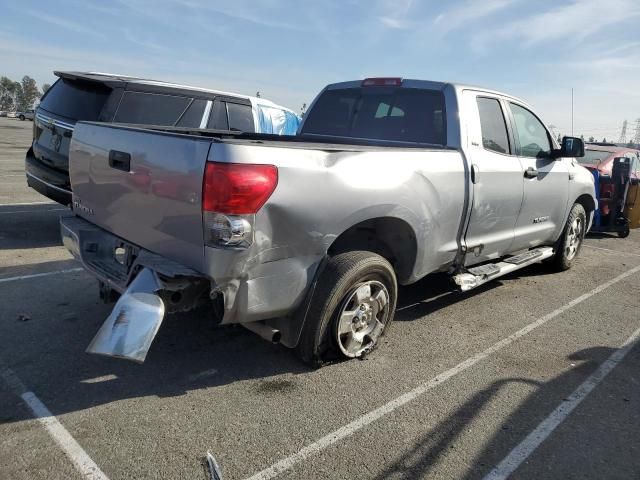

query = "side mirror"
554;136;585;158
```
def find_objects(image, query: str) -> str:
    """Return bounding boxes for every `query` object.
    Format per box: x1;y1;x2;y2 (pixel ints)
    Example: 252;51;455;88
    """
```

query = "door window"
510;103;552;158
227;102;255;132
175;99;206;127
114;91;191;126
476;97;510;154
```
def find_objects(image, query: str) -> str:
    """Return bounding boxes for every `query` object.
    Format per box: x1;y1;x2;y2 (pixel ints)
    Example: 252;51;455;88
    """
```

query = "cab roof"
324;78;534;108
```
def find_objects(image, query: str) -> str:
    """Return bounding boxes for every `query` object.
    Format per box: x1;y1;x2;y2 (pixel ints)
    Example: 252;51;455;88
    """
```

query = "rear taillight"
203;162;278;214
203;162;278;248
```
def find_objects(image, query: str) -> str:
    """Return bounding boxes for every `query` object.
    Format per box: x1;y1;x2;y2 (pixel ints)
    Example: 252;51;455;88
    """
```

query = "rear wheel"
549;203;586;271
618;226;630;238
295;251;397;367
19;115;25;121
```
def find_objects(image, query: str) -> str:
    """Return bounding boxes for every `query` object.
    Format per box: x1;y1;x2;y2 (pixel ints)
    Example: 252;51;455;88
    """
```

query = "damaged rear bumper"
61;215;210;361
61;215;323;349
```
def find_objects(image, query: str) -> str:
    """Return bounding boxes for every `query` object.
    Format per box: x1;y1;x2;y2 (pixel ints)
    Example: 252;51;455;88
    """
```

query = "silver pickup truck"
61;78;595;365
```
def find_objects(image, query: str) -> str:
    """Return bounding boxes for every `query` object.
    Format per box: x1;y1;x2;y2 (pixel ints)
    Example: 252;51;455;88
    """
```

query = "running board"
453;247;554;292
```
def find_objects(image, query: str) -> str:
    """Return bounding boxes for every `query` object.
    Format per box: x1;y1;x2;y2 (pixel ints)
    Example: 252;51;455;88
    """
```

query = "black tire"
618;226;630;238
19;115;25;121
549;203;586;271
295;251;397;367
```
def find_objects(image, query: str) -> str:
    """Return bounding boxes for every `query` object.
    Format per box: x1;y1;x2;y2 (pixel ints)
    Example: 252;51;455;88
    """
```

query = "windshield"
301;87;446;145
579;149;614;166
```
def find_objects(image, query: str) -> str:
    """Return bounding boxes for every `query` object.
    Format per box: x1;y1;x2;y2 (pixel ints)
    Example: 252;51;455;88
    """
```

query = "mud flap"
86;268;165;363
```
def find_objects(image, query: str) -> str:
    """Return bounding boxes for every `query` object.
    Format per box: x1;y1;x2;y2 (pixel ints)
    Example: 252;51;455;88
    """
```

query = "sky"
1;0;639;141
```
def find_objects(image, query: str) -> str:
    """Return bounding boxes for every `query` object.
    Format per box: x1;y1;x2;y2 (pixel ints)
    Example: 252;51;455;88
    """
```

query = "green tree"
41;83;51;95
0;77;21;111
588;136;595;142
17;75;39;111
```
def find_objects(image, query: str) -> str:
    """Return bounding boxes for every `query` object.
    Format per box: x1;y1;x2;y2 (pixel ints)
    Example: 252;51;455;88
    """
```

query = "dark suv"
26;71;296;205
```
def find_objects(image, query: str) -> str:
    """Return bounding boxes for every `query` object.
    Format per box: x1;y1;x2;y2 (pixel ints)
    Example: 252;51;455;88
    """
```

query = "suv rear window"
38;78;111;121
301;87;446;144
114;91;191;126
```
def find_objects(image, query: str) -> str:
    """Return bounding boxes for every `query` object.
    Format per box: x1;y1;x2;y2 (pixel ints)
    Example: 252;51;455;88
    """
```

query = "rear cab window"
301;86;446;145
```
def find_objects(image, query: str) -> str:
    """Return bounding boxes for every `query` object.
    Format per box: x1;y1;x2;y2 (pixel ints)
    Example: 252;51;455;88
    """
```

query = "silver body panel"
66;80;596;328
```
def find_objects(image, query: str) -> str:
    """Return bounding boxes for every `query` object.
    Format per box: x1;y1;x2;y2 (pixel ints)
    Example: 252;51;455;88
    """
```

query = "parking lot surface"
1;116;639;479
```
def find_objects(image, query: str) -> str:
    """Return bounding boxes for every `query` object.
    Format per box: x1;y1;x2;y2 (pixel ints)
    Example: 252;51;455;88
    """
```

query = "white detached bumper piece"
86;267;165;363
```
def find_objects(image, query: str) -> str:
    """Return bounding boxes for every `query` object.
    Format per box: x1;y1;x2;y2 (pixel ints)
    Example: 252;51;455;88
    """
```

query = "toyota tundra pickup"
60;78;596;365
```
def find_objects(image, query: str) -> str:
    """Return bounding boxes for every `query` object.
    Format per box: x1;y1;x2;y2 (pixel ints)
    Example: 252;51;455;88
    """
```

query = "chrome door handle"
524;167;538;178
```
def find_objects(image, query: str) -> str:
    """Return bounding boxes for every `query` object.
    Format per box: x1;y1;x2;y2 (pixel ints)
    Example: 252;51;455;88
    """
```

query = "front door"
462;91;524;266
507;102;569;251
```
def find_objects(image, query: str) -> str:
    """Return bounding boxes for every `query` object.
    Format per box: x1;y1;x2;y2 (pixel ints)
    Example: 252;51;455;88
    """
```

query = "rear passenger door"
507;103;569;251
462;91;524;265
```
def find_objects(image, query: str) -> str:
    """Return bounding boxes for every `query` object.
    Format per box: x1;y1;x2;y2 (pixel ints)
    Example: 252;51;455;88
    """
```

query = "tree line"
0;75;50;112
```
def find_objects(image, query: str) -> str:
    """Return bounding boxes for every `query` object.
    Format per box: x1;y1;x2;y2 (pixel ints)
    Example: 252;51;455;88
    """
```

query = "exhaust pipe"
242;322;281;344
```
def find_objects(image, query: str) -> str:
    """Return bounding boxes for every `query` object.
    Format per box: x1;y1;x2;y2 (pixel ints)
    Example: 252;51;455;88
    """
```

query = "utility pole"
571;88;574;136
634;118;640;145
618;120;628;144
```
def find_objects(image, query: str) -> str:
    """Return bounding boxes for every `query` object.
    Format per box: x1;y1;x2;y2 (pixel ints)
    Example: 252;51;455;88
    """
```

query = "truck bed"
70;121;466;279
116;122;457;152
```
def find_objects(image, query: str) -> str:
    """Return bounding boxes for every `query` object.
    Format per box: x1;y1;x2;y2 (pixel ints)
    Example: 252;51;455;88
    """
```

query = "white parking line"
0;268;83;284
0;201;58;206
0;207;67;215
243;264;640;480
0;362;110;480
583;244;640;257
483;324;640;480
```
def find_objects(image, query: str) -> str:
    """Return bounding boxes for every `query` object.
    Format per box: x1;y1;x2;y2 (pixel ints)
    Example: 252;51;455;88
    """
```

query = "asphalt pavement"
1;116;639;480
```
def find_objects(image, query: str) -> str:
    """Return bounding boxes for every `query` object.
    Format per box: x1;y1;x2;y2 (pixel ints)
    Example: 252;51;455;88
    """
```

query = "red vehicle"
578;144;640;217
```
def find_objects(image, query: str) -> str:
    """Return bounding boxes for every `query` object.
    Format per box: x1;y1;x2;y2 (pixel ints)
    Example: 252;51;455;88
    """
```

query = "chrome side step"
453;247;554;292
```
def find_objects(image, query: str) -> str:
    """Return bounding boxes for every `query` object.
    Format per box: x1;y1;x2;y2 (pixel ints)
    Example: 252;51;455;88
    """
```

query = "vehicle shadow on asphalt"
369;343;640;480
396;272;498;321
0;260;585;424
395;263;557;321
0;205;69;250
0;303;312;424
3;270;527;422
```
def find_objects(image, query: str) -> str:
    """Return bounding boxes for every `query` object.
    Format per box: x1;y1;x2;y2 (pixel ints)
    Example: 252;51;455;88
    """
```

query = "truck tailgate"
69;122;212;272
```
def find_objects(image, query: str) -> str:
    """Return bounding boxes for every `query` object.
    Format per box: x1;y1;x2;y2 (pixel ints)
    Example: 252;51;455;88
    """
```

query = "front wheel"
295;251;397;367
549;203;586;271
18;115;25;121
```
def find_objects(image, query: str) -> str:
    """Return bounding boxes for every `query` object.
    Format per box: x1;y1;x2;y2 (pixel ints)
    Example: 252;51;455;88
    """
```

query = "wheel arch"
327;216;418;284
574;193;596;229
